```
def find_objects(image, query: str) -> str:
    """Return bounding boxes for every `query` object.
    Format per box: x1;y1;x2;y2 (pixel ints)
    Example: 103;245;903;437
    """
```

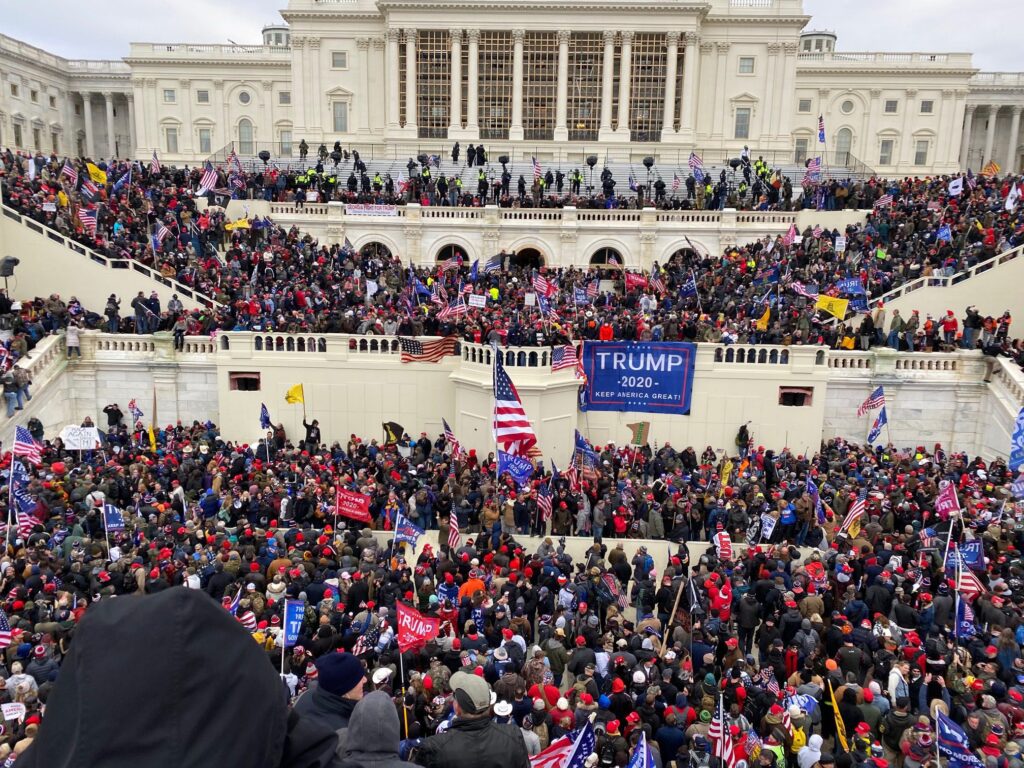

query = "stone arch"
587;245;626;268
354;235;399;259
430;237;475;263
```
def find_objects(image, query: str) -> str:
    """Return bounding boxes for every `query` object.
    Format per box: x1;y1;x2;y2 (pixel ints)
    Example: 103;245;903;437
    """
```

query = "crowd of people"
0;412;1020;768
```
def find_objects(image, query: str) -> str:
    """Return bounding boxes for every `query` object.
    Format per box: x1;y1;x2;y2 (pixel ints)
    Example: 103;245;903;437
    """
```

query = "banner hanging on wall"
580;341;697;414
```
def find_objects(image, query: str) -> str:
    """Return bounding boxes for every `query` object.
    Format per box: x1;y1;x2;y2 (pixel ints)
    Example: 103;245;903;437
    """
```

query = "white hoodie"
798;734;823;768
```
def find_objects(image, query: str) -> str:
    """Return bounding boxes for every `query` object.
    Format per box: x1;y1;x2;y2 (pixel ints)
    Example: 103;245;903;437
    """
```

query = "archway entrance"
836;127;853;166
359;241;392;260
435;243;468;264
666;247;701;268
589;247;624;268
508;247;545;270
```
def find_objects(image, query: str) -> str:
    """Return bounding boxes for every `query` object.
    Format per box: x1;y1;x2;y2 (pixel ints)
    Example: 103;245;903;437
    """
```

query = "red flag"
396;601;440;651
934;481;960;521
335;487;372;523
624;272;649;292
713;531;733;561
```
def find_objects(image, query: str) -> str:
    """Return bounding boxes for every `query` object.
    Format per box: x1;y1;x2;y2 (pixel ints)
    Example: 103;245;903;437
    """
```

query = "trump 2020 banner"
1010;406;1024;474
580;341;697;414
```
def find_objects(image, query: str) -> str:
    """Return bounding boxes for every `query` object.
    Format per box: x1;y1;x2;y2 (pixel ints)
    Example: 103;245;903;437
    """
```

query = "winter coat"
417;714;530;768
339;691;416;768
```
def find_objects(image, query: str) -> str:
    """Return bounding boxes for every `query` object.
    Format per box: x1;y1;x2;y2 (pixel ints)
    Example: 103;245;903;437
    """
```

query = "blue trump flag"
103;503;126;532
1010;406;1024;473
867;406;888;444
283;600;305;647
836;277;866;295
936;713;984;768
679;272;698;299
497;451;534;487
260;403;272;430
580;341;697;414
936;224;952;242
627;731;655;768
394;512;425;550
956;594;976;638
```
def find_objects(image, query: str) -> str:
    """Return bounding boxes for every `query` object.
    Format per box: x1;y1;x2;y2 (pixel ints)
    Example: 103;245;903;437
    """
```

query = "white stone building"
1;0;1022;175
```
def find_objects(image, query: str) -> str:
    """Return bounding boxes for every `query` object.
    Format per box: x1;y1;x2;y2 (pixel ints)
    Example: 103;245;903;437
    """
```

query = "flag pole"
280;599;287;675
398;648;410;738
941;500;958;574
103;508;111;558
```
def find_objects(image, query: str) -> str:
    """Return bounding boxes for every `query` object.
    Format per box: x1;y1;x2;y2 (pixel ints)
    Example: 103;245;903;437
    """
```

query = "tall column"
126;94;136;157
615;31;633;136
262;80;274;147
404;30;418;133
307;39;322;138
776;42;799;143
711;42;730;139
554;30;570;142
82;93;95;158
1007;105;1023;172
983;105;998;166
509;29;525;141
213;80;226;148
102;92;116;158
661;32;679;137
466;29;480;137
599;31;616;139
679;33;700;140
357;38;372;134
386;29;401;131
178;80;193;155
448;29;463;136
291;36;307;138
959;103;976;169
899;89;917;166
763;44;778;140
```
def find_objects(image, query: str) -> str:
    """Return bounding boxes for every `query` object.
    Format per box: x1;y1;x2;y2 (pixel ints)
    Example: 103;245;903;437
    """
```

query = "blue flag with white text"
103;503;126;532
867;406;888;444
497;451;534;487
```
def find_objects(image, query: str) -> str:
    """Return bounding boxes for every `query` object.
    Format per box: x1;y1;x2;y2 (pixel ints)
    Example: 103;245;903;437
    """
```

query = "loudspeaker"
642;156;655;169
586;155;598;168
0;257;19;278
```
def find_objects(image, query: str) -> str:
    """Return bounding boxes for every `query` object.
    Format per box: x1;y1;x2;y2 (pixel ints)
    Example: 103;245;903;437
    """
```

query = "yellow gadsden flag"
755;304;771;331
85;162;107;185
815;295;849;321
285;384;305;404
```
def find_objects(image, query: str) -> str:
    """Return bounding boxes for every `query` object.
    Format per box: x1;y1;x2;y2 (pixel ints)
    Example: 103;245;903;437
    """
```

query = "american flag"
818;114;826;142
812;224;823;238
586;280;599;299
532;272;557;298
437;297;468;320
197;162;218;194
803;157;822;184
856;386;885;417
439;255;461;273
782;223;797;247
13;426;42;465
128;398;144;423
17;506;35;541
493;355;537;457
237;610;257;632
61;159;78;185
530;723;595;768
155;222;171;242
839;488;868;537
791;282;819;299
227;149;242;174
551;345;578;372
564;455;581;492
222;587;242;616
919;527;939;549
79;179;100;203
442;418;464;460
448;508;461;550
649;266;666;294
537;479;553;521
430;281;447;307
150;150;161;174
672;173;680;192
874;194;894;209
688;151;704;182
77;207;98;236
0;610;11;649
532;156;542;181
483;254;503;273
708;695;739;768
956;567;986;601
764;667;781;697
397;336;457;363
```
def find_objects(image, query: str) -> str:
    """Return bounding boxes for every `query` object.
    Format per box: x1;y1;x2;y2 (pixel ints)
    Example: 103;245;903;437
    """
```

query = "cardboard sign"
335;488;371;523
468;294;487;308
59;425;101;450
1;703;25;722
524;293;536;307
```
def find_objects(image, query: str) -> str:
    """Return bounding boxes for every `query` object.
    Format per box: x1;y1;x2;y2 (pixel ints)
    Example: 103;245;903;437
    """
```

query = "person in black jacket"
416;670;529;768
303;419;322;451
19;587;341;768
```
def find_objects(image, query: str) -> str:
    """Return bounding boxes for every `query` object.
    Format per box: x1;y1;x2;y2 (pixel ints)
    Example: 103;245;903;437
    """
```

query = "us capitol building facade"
1;0;1022;176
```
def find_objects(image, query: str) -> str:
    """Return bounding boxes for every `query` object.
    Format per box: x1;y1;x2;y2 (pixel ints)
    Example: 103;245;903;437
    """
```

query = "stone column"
711;42;730;139
291;36;307;138
1006;105;1022;172
554;30;570;142
959;103;976;169
126;94;137;157
599;31;616;139
102;92;116;158
661;32;679;137
262;80;274;147
386;29;401;131
764;44;779;138
82;93;95;158
900;89;917;166
615;31;633;136
466;29;480;137
212;80;226;148
509;29;525;141
448;29;463;135
776;42;799;145
307;38;322;138
983;105;998;166
178;80;193;155
404;30;419;133
357;38;372;134
679;33;700;139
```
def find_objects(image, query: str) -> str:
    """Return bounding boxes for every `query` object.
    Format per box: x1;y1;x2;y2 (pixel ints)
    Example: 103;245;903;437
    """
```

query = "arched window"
589;247;625;268
238;118;254;155
836;127;853;165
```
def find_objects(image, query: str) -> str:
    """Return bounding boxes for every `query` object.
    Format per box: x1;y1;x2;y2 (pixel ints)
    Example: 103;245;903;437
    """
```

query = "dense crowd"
0;411;1017;767
0;151;1022;361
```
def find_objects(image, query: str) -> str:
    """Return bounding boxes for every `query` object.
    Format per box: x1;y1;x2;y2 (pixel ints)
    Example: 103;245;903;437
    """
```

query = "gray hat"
451;670;491;715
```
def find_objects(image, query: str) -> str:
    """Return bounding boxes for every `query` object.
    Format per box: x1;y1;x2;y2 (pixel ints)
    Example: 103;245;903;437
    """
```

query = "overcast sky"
4;0;1022;72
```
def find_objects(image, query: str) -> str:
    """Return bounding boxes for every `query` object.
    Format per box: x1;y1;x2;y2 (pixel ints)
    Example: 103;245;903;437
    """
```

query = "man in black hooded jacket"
19;588;342;768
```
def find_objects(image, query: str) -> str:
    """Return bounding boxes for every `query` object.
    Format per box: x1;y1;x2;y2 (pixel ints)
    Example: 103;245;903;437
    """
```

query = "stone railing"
991;355;1024;410
875;243;1024;305
18;333;66;391
798;52;970;66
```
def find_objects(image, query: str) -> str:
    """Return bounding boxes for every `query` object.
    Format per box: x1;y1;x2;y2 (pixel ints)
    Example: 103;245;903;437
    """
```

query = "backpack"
789;725;807;753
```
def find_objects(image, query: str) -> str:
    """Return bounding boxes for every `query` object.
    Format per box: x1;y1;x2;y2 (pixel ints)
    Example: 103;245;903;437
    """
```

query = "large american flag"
493;355;537;457
537;479;553;521
551;345;578;372
61;159;78;185
839;488;868;537
874;194;894;209
532;156;542;182
672;173;680;192
197;162;218;194
532;272;557;298
708;696;739;768
439;256;462;273
397;336;457;363
649;266;666;294
956;567;986;601
437;297;468;320
430;281;448;307
13;426;42;465
442;418;463;460
530;723;595;768
17;507;36;541
0;609;11;649
150;150;161;174
77;207;98;236
856;385;886;417
448;508;461;550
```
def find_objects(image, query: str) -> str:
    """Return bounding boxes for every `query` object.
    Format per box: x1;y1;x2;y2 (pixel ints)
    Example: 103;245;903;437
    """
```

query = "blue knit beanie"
315;652;364;697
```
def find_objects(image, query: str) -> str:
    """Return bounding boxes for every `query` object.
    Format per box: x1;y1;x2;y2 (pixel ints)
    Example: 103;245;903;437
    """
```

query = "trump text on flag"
581;342;696;414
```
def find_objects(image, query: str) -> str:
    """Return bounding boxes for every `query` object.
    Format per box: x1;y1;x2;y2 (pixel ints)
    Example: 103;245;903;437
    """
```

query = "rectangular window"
480;31;515;140
51;132;59;153
884;99;898;113
333;102;349;133
914;140;928;166
803;40;811;51
779;387;814;407
794;138;809;164
163;89;176;103
165;127;178;154
48;95;56;108
74;103;81;116
13;124;22;148
879;139;894;165
229;372;261;391
738;56;755;74
920;100;934;114
798;98;812;113
30;90;38;103
734;107;751;139
331;51;348;69
9;84;18;98
280;130;293;156
198;128;212;154
279;91;291;105
32;128;41;148
196;89;210;104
